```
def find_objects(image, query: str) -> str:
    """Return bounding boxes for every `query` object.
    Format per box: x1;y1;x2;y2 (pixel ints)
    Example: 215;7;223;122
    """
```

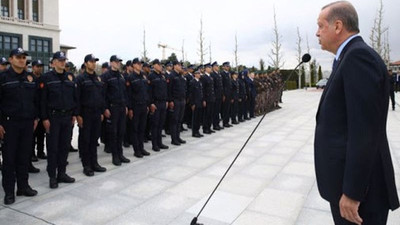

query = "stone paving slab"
0;89;399;224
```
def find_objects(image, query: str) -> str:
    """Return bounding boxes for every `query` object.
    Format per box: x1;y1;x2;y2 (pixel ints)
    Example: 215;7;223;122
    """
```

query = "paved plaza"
1;89;400;225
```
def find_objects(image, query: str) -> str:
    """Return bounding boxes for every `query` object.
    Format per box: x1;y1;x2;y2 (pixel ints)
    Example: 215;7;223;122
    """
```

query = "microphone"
190;54;311;225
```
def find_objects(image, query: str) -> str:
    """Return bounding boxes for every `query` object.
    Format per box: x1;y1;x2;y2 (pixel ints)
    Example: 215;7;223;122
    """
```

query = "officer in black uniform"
183;65;194;129
238;70;248;122
40;51;77;189
211;61;223;131
102;55;130;166
76;54;107;177
201;63;216;134
127;58;150;158
189;70;205;138
0;48;38;204
148;59;169;152
0;57;10;171
167;61;187;145
31;60;46;161
221;62;232;127
0;57;9;72
123;60;133;148
164;61;173;135
230;71;240;124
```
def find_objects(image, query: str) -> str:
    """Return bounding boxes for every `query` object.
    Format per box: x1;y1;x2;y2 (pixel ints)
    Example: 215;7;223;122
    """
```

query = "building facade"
0;0;60;71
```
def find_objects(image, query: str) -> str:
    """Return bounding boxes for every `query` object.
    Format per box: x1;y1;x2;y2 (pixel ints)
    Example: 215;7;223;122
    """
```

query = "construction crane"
158;43;181;60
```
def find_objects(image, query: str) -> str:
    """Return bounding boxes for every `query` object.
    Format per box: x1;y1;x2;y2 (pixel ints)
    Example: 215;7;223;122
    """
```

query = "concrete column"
27;0;32;21
12;0;18;18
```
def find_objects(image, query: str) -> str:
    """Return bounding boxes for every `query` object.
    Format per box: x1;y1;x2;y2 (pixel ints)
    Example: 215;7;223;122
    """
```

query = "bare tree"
141;27;149;62
234;33;239;71
383;30;390;66
268;6;284;69
370;0;388;58
181;39;185;62
209;42;212;63
197;16;207;65
259;59;265;71
306;34;312;87
296;27;303;89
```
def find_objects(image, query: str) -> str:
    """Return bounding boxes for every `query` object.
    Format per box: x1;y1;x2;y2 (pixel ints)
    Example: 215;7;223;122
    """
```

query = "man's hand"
203;101;206;108
33;119;38;131
339;194;363;225
104;109;111;118
77;116;83;128
128;110;134;120
191;105;195;111
150;104;157;113
43;119;50;133
0;125;5;139
168;101;174;110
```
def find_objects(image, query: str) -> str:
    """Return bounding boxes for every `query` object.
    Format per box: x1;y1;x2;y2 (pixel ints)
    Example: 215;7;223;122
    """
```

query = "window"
32;0;39;22
1;0;9;17
17;0;24;19
0;32;22;57
29;36;52;72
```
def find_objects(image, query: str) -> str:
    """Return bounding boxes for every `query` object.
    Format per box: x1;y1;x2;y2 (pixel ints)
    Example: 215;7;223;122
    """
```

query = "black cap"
9;48;29;57
194;70;200;74
81;63;86;70
132;58;141;64
151;59;161;65
101;62;109;68
165;61;173;67
222;62;230;67
172;61;181;66
188;64;195;70
52;51;67;60
0;57;9;65
204;63;211;68
143;62;150;67
125;60;132;67
66;62;74;68
110;55;122;62
231;71;238;76
32;60;44;67
197;64;204;70
84;54;99;63
211;61;218;67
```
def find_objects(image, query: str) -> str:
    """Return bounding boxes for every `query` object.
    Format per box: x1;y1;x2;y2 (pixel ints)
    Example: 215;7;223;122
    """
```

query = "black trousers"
389;91;395;108
151;101;167;148
131;104;147;153
222;97;231;125
203;101;215;132
330;203;389;225
192;106;202;135
32;119;45;156
106;105;126;158
2;119;33;194
213;98;222;128
170;99;185;142
249;96;256;117
46;116;72;178
230;100;239;122
184;101;192;127
79;110;101;168
124;117;132;145
238;99;245;121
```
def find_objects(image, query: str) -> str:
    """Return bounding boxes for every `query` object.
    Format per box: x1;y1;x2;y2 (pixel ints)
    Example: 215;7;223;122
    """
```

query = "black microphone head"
302;53;311;63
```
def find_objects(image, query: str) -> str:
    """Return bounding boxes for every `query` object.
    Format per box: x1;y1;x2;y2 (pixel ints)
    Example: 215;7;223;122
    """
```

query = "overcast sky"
59;0;400;72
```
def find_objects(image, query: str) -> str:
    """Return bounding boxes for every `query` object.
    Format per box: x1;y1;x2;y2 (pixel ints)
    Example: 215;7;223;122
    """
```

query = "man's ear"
334;20;344;34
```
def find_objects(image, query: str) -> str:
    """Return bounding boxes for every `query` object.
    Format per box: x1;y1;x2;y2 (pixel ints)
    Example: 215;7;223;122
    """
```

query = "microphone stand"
191;54;311;225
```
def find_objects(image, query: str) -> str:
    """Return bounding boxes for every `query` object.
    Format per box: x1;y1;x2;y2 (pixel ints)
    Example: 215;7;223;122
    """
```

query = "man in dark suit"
314;1;399;225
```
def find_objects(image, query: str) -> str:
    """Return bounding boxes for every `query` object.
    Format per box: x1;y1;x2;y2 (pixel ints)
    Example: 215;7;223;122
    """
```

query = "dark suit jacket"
314;36;399;212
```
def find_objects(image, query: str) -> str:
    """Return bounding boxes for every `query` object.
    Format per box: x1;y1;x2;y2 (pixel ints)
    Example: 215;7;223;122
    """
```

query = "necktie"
332;58;338;71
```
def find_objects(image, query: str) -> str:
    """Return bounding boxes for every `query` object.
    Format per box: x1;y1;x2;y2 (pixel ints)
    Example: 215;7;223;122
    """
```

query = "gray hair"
322;1;360;33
